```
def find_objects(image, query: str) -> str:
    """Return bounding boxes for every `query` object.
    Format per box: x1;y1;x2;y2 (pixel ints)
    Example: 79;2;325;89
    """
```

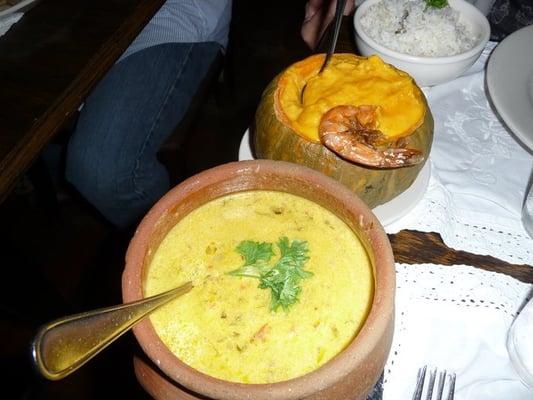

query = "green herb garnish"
425;0;448;9
227;237;313;312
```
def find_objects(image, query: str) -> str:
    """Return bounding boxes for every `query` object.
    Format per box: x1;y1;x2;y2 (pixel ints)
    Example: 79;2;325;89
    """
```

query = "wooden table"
0;0;165;204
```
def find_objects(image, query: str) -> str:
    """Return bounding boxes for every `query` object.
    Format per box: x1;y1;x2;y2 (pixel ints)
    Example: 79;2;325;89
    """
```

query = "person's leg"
66;42;221;229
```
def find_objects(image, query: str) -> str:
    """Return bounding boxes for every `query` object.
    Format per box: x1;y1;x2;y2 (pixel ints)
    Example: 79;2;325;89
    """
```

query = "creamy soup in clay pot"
122;160;395;400
144;190;374;384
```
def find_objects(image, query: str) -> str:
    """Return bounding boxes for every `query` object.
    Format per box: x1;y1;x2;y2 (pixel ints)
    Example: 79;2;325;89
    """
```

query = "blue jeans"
65;42;221;228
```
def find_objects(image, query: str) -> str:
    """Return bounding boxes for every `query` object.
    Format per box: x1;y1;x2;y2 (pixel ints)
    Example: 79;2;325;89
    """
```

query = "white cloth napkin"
384;263;533;399
0;12;23;36
386;43;533;266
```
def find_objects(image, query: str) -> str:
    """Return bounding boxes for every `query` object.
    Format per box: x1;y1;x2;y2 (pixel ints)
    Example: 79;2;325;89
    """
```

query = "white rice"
360;0;478;57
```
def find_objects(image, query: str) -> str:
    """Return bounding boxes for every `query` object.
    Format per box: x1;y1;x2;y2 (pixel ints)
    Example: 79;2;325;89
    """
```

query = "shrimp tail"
319;105;424;168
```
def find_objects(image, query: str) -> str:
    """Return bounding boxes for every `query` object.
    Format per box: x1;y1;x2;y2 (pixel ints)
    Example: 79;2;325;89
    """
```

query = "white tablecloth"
382;42;533;399
384;263;532;399
386;42;533;266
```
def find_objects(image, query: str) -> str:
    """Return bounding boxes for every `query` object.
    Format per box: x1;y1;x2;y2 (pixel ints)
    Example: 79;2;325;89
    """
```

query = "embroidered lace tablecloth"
381;43;533;398
385;42;533;266
384;263;532;399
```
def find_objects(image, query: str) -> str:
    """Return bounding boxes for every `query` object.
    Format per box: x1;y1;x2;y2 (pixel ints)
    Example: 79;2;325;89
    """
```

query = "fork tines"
412;365;456;400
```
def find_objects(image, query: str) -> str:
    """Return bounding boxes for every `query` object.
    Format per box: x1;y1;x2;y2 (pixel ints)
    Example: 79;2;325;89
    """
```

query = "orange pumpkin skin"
252;64;434;209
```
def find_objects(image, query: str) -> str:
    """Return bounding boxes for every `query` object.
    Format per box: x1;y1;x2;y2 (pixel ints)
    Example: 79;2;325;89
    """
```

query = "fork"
412;365;456;400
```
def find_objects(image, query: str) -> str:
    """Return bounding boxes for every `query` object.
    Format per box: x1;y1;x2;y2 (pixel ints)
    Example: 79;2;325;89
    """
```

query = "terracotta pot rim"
122;159;395;400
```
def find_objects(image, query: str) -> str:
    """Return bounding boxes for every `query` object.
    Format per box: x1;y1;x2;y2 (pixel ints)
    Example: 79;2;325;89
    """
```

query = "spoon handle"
319;0;347;74
31;281;193;380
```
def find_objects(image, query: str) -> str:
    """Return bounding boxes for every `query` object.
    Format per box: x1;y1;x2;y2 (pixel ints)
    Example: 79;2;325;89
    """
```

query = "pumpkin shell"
252;69;434;209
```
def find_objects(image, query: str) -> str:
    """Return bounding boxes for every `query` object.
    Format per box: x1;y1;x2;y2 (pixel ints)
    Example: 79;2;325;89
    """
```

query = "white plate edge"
486;25;533;152
238;129;430;227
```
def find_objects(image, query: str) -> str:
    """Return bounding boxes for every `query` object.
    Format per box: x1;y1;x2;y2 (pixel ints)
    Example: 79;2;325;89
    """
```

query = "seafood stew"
144;190;374;384
277;54;426;167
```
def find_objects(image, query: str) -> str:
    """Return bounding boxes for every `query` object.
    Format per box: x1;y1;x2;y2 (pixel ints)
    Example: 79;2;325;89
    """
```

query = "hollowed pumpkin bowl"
252;53;434;210
122;159;396;400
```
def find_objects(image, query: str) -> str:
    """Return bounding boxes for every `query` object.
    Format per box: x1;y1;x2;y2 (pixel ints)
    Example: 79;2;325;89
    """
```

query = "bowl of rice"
354;0;490;87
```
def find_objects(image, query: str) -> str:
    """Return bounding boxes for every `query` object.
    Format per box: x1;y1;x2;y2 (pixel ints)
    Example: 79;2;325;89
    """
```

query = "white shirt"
121;0;232;60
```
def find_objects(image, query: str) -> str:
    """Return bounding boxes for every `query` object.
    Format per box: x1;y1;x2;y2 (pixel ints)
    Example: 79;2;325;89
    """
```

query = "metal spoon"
318;0;347;74
31;281;193;380
301;0;347;103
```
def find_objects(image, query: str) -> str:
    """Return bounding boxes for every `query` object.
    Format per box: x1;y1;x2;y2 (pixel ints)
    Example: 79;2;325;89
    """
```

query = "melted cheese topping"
145;190;374;384
277;54;425;142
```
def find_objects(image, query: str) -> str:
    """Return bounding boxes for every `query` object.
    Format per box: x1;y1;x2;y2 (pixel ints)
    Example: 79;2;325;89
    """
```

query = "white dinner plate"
486;24;533;151
0;0;38;18
238;129;431;227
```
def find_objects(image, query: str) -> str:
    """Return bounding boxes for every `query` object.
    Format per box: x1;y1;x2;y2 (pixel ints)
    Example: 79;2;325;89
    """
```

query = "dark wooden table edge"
0;0;165;204
390;229;533;283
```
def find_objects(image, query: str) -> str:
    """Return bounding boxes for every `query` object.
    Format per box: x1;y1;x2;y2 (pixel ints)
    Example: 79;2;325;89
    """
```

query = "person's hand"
301;0;356;50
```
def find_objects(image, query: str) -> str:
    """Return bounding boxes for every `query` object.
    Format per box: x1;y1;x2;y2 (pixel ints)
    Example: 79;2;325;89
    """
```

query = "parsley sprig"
227;237;313;312
425;0;448;9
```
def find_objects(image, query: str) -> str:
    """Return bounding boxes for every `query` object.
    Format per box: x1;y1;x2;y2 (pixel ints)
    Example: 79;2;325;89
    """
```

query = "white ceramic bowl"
354;0;490;87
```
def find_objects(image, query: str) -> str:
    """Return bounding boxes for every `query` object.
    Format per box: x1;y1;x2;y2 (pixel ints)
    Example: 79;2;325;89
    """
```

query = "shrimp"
318;105;424;168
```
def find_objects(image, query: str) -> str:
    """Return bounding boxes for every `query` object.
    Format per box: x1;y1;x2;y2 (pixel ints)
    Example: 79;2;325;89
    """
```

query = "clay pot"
122;160;395;400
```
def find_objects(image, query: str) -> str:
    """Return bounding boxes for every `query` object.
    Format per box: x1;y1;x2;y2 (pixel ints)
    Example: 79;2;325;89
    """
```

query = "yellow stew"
276;53;425;142
145;190;374;384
